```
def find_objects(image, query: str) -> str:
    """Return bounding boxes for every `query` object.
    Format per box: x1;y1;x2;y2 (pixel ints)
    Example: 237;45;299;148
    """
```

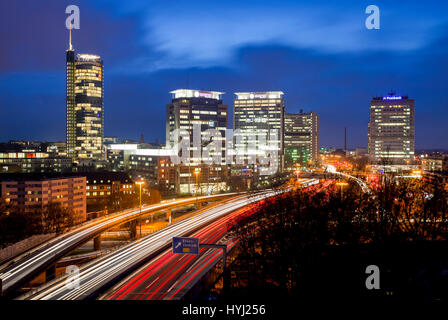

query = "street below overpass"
18;189;291;300
0;193;237;297
104;179;329;300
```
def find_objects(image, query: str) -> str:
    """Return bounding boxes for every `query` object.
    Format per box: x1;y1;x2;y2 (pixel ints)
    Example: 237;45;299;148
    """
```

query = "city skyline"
1;0;448;149
1;1;448;307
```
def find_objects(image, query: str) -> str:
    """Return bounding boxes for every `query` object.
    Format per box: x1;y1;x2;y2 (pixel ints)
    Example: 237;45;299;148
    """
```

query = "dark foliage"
227;178;448;301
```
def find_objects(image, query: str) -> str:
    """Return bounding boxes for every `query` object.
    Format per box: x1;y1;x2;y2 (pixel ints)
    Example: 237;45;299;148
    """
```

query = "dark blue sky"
1;0;447;149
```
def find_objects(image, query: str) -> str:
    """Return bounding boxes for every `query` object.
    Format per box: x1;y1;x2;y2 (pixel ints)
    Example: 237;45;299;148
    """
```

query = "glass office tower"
66;32;104;161
284;111;319;168
368;94;415;168
233;91;285;173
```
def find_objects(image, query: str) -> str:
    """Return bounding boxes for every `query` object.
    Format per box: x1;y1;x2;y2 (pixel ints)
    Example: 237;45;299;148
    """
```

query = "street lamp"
336;181;349;199
136;180;145;237
194;169;200;196
294;169;300;183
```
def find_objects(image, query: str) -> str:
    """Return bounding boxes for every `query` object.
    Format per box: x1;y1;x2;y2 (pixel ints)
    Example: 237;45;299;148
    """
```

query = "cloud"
123;0;448;70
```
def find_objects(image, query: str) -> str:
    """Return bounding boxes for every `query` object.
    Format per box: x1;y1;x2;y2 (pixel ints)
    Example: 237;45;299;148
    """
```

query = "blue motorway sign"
172;237;199;255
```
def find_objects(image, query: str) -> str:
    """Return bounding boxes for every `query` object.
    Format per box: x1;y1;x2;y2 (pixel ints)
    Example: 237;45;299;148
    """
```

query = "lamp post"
336;181;349;199
294;169;300;183
194;169;200;196
136;181;145;237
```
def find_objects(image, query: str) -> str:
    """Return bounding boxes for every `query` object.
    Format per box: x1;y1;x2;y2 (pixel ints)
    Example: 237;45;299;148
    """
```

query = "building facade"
0;175;86;223
233;91;285;173
66;33;104;162
284;111;319;168
368;94;415;168
166;89;228;162
165;89;228;193
0;142;72;174
421;156;448;172
158;157;228;195
83;172;134;204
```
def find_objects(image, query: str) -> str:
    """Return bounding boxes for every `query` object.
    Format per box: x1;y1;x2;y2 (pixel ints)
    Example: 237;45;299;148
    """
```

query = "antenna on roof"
68;26;73;51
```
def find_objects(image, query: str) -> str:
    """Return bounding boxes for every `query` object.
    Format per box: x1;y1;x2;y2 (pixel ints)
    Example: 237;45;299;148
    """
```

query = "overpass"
19;190;286;300
0;193;238;297
103;178;323;300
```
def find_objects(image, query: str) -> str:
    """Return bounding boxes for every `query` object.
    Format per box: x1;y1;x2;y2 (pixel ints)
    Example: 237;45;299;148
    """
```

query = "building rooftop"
0;171;131;183
170;89;224;100
234;91;284;99
372;94;410;101
0;172;84;182
76;54;102;62
108;144;174;156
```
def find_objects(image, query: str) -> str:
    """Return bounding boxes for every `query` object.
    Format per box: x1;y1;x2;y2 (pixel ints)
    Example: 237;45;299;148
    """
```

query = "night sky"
1;0;447;149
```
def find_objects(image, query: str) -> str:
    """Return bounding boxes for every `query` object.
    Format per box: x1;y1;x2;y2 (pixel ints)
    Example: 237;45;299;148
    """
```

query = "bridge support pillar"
46;265;56;282
167;208;172;225
93;235;102;251
130;220;137;239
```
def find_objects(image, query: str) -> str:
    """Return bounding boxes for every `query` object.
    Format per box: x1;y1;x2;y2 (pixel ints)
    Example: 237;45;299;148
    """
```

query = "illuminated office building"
368;94;415;167
284;111;319;167
165;89;228;193
166;89;228;157
233;91;284;173
66;30;104;161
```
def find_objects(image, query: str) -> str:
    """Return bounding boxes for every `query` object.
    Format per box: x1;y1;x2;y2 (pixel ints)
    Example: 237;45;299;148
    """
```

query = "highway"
0;193;237;296
105;179;326;300
19;189;286;300
104;203;258;300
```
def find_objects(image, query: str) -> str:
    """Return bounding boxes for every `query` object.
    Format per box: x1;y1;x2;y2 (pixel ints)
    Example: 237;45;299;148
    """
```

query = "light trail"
0;193;237;296
104;179;322;300
19;191;277;300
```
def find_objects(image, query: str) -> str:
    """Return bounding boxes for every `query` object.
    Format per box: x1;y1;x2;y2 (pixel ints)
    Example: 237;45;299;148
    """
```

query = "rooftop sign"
77;54;101;61
382;96;402;100
170;89;224;100
235;91;284;100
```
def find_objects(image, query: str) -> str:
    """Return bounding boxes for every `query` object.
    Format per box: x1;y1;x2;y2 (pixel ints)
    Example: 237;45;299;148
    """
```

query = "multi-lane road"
20;189;287;300
105;178;328;300
0;193;236;296
104;203;256;300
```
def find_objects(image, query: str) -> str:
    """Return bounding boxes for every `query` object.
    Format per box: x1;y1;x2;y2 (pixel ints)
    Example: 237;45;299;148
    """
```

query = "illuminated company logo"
383;96;402;100
199;92;212;98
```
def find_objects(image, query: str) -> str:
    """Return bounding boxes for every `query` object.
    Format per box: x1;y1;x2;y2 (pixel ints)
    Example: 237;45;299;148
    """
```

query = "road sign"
172;237;199;255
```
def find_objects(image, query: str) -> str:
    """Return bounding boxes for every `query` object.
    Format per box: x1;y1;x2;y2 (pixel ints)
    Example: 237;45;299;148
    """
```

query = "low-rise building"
0;174;86;223
81;171;135;204
421;156;448;172
0;142;72;174
158;157;228;195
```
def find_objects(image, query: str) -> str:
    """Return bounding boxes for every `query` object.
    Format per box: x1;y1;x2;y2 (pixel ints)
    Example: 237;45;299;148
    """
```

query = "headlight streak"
22;192;274;300
1;193;237;294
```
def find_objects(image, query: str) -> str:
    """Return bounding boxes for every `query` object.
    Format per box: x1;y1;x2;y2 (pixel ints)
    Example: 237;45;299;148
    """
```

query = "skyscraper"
165;89;228;193
66;30;104;161
284;111;319;168
368;94;415;168
166;89;228;159
233;91;285;173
